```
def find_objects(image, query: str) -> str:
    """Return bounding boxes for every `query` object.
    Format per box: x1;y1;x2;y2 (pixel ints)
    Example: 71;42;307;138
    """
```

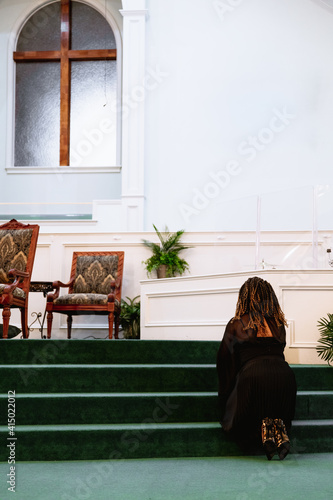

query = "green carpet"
0;390;331;425
0;340;332;461
0;454;332;500
0;339;220;365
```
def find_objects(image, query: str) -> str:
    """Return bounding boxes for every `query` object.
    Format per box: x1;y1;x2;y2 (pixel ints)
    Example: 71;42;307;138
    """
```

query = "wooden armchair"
0;219;39;339
46;251;124;339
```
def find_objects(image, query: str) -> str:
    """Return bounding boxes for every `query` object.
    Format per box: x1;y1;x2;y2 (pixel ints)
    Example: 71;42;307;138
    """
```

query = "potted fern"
317;313;333;366
142;225;191;278
119;296;140;339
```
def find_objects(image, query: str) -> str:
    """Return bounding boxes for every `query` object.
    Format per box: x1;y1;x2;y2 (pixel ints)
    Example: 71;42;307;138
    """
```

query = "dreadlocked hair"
233;276;287;330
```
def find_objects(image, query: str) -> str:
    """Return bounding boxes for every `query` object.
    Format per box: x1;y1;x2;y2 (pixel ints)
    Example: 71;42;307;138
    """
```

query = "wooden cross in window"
13;0;117;166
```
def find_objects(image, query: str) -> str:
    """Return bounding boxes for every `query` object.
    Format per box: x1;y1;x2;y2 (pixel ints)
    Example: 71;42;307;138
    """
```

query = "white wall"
1;0;333;232
144;0;333;231
7;226;332;345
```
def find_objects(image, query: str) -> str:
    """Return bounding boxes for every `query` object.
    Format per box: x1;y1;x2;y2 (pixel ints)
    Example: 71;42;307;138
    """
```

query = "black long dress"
216;314;297;450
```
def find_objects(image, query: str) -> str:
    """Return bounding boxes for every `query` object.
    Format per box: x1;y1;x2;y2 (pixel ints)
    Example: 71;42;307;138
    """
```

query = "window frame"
6;0;123;174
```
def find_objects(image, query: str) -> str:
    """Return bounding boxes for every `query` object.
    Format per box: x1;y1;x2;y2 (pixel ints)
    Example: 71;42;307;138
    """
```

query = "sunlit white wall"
0;0;333;232
144;0;333;231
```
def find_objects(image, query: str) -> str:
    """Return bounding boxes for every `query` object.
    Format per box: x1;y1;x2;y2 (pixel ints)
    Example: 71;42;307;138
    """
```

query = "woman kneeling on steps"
216;276;297;460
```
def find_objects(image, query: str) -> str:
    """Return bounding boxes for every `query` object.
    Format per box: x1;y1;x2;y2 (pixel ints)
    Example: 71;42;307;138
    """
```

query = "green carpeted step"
292;419;333;455
0;340;331;462
295;391;333;420
0;364;218;393
0;392;219;425
0;422;237;461
1;341;332;389
1;363;332;394
292;365;333;391
1;390;332;426
0;340;220;365
1;420;332;462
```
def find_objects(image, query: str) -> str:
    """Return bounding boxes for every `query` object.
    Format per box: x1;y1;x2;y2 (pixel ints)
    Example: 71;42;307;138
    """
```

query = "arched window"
14;0;118;167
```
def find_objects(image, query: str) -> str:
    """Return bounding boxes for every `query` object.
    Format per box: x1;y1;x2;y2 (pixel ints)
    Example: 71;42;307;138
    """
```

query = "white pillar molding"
120;0;148;231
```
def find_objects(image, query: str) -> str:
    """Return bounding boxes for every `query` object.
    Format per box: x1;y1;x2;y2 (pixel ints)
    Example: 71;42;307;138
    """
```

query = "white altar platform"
140;269;333;364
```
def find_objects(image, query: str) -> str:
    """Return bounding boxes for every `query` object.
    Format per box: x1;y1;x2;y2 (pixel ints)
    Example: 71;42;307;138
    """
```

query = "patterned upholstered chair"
0;219;40;339
46;251;124;339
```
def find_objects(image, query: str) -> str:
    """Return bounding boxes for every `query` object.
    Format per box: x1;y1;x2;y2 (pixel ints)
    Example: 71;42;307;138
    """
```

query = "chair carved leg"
2;306;11;339
67;315;72;339
47;311;53;339
108;312;114;339
21;307;29;339
114;313;119;339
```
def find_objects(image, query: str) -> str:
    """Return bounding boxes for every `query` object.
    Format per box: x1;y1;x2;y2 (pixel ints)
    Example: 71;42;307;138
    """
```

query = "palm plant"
317;313;333;366
142;225;191;278
120;296;140;339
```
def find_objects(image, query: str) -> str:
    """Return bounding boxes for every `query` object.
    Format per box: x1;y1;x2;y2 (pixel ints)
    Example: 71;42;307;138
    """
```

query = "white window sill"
5;166;122;174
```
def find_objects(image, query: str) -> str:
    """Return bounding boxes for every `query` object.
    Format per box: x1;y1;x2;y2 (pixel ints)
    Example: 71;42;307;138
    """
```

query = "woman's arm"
216;319;239;415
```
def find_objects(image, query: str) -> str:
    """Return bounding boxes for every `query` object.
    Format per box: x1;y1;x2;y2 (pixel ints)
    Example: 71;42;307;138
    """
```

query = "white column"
120;0;148;231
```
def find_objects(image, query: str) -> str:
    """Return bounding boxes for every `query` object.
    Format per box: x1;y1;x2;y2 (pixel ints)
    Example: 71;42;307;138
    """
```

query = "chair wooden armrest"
47;278;75;301
3;269;30;295
8;269;30;280
107;279;116;302
107;277;123;301
3;269;30;294
109;277;122;295
115;276;122;290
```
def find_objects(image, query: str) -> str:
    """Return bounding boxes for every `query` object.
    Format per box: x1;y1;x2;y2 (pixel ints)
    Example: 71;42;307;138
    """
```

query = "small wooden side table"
29;281;54;338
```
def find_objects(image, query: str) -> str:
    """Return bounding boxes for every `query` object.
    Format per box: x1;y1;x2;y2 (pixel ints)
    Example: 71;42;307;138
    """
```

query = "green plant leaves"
120;296;140;339
317;313;333;366
142;225;191;277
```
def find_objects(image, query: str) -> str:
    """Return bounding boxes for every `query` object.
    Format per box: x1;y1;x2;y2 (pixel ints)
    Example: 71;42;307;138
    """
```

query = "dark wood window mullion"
60;0;71;166
13;51;60;61
68;50;117;61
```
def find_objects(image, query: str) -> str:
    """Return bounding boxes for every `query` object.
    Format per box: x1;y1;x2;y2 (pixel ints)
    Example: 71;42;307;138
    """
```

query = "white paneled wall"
7;226;332;365
140;269;333;364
